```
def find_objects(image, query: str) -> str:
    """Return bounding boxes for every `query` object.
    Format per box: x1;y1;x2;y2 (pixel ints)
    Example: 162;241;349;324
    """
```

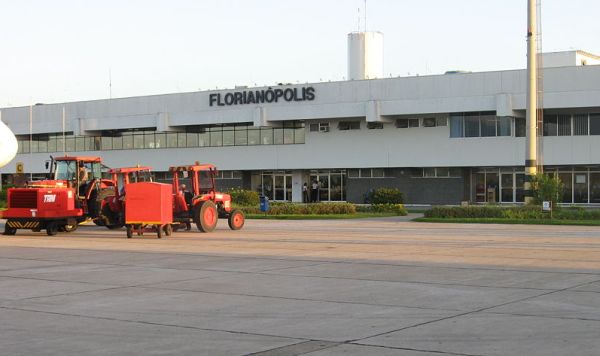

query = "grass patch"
246;212;400;220
414;217;600;226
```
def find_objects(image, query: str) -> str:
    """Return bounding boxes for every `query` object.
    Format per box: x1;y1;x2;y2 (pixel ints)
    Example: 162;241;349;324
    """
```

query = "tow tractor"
96;165;154;230
170;163;244;232
1;156;115;236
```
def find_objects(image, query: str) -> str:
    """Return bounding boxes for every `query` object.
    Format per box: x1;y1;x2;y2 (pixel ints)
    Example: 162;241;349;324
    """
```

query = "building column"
291;170;303;203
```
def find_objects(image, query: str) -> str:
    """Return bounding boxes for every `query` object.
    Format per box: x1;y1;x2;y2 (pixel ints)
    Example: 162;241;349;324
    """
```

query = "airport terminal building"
2;49;600;205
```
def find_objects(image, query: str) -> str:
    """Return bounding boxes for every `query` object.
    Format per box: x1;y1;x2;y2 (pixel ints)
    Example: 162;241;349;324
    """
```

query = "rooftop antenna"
364;0;367;32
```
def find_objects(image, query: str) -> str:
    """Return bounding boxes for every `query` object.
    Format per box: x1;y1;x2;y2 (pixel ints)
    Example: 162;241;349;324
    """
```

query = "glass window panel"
449;168;462;177
590;114;600;135
75;137;84;151
177;133;186;147
48;137;57;152
235;129;248;145
122;135;133;150
436;167;450;177
557;115;571;136
198;132;209;147
501;173;514;202
372;168;385;177
450;115;463;137
497;117;511;136
464;116;480;137
573;114;588;135
37;139;48;153
261;128;273;145
408;118;419;128
112;136;122;150
153;133;166;148
309;123;319;132
424;168;435;177
395;119;409;128
248;129;260;145
574;173;588;203
232;171;242;179
486;173;499;203
30;140;39;153
367;122;383;129
543;114;558;136
65;137;75;152
480;116;496;137
359;168;371;178
223;130;234;146
166;133;178;148
273;128;284;144
558;172;572;203
283;128;294;144
57;137;65;151
294;127;305;143
436;117;447;126
348;169;359;178
133;135;144;149
515;117;526;137
590;173;600;204
210;130;223;146
144;133;155;148
422;118;436;127
516;173;525;202
101;136;112;150
20;141;30;153
186;133;198;147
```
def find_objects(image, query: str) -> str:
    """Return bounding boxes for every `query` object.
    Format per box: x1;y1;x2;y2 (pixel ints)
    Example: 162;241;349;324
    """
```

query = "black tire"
46;222;59;236
193;201;218;233
101;204;123;230
126;225;133;239
227;209;245;230
3;225;17;236
156;225;163;239
163;224;173;236
185;222;192;231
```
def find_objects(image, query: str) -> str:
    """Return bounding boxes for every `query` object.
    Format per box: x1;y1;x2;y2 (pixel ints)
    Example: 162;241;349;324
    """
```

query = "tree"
530;173;564;206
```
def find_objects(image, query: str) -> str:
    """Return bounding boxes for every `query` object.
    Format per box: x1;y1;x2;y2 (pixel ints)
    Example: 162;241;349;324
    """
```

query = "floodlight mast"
524;0;538;204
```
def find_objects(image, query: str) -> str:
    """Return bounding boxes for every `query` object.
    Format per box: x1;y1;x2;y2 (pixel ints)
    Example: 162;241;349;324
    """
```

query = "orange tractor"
2;156;115;235
170;163;244;232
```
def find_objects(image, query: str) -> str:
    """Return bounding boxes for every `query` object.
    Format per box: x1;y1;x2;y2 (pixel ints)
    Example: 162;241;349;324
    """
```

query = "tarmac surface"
0;215;599;355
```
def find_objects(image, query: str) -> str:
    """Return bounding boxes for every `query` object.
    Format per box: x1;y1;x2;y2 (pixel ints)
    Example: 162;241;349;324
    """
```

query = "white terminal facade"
2;46;600;205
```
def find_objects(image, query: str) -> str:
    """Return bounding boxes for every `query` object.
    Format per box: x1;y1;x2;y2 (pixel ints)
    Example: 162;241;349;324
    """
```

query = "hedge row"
241;202;357;215
356;203;408;216
425;206;600;220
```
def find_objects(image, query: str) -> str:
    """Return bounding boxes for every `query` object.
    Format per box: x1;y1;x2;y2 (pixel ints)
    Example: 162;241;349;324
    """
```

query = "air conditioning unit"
319;123;330;132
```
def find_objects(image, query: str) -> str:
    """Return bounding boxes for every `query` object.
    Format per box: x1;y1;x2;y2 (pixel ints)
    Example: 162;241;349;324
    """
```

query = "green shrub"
425;205;600;221
531;173;564;206
240;202;356;215
367;188;404;204
227;188;260;207
357;203;408;215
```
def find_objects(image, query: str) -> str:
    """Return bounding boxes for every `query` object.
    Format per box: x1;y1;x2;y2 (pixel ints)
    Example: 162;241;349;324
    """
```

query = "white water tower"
347;31;384;80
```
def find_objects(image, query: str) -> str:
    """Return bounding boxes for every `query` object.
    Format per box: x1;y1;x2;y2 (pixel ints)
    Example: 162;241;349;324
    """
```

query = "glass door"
501;173;514;203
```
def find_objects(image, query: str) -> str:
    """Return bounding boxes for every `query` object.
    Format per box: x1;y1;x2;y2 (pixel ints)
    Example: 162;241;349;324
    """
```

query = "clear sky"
1;0;598;107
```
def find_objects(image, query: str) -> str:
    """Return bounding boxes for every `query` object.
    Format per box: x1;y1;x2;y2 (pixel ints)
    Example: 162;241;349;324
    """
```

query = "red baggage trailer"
124;182;173;238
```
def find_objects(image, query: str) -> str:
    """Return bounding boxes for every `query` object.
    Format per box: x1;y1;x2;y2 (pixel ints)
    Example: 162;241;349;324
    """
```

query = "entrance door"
501;173;514;202
272;172;292;201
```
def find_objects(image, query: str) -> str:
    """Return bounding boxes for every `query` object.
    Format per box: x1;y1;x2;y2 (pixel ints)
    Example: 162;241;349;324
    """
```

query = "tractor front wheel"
194;201;218;233
228;209;245;230
46;222;59;236
3;225;17;236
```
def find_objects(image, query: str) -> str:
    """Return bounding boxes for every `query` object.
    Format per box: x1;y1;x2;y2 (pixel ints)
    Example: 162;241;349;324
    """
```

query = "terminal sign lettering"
209;86;315;107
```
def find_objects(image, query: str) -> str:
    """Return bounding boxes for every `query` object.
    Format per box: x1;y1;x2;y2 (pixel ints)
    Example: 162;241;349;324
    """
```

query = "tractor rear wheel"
46;222;58;236
228;209;245;230
63;224;78;233
194;201;218;232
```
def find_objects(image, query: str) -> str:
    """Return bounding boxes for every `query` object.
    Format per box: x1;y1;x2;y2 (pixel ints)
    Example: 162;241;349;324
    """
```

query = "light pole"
524;0;538;204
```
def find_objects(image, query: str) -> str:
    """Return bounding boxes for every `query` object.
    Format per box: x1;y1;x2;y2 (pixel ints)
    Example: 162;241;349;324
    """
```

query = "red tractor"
170;163;244;232
1;156;115;236
96;166;154;230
